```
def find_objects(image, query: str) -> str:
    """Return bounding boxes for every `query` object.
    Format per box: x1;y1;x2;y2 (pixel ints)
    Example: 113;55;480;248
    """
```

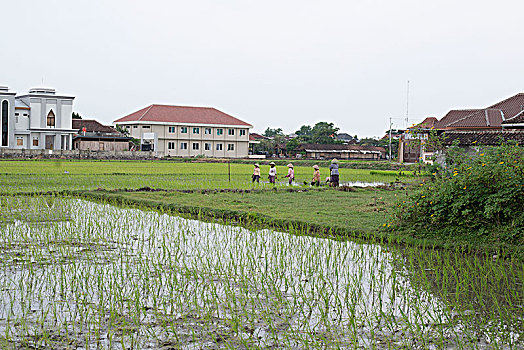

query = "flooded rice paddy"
0;197;522;349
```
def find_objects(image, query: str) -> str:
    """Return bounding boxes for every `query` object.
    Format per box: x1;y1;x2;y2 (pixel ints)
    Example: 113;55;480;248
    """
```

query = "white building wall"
29;99;41;129
61;102;73;129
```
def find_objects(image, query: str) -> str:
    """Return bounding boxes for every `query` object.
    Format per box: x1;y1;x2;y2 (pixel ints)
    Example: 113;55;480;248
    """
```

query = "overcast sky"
2;0;523;137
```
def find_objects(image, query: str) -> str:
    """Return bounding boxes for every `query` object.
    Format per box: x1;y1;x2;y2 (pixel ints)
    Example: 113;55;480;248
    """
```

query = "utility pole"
389;117;393;161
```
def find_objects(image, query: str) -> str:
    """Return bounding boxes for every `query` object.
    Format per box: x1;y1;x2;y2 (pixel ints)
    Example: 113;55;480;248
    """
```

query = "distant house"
298;144;386;160
399;93;524;163
72;119;131;151
337;133;357;144
114;104;252;158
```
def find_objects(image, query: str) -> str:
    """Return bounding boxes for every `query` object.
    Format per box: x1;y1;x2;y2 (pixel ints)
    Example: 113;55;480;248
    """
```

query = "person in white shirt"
285;163;294;185
268;162;277;184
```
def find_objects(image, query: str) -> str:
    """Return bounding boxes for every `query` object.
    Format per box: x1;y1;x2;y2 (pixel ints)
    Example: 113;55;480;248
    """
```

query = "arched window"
47;110;55;127
1;100;8;146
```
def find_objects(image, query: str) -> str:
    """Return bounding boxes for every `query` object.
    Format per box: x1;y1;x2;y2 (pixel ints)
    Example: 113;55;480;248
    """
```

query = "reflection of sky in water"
0;198;518;348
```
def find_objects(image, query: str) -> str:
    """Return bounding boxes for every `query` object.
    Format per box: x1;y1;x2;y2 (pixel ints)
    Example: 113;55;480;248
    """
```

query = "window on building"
180;142;188;150
228;129;235;135
217;128;223;136
193;127;199;134
23;113;28;116
46;110;55;128
216;143;223;151
240;129;246;136
228;144;235;151
142;125;151;129
181;127;188;134
15;113;19;116
16;138;23;146
168;142;175;150
192;143;199;150
133;126;138;129
168;126;176;133
204;143;211;151
33;138;39;147
2;101;8;147
205;128;212;135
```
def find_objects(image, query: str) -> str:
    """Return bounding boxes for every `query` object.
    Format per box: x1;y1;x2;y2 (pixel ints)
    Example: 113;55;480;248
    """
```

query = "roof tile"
114;104;252;127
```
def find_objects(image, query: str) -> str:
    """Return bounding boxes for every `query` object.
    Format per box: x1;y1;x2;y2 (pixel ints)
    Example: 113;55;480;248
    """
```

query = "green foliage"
390;143;524;244
263;127;283;137
294;121;341;144
114;124;129;135
72;112;82;119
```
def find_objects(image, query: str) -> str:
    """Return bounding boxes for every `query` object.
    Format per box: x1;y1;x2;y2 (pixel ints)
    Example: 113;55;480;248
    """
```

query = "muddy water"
0;198;520;349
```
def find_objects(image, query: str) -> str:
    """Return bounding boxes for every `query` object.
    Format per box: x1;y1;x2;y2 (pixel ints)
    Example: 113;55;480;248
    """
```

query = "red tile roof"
446;109;504;129
434;109;480;129
114;104;252;127
249;133;267;141
72;119;118;133
418;117;438;128
487;93;524;119
503;111;524;125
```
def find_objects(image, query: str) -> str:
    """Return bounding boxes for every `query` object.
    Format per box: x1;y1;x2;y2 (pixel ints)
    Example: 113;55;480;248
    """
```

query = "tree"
115;125;129;136
285;138;301;154
72;112;82;119
310;122;340;144
263;127;284;137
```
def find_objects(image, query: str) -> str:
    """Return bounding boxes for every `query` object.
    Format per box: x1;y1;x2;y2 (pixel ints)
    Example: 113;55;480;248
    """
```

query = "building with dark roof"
399;93;524;163
72;119;131;151
298;144;386;160
114;104;252;158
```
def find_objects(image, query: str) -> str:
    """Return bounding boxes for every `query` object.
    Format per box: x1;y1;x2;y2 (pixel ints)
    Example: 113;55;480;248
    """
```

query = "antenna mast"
405;80;410;128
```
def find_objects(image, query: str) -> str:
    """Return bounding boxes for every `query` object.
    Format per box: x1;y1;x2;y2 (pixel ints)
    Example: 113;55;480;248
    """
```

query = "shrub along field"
390;143;524;250
0;158;522;348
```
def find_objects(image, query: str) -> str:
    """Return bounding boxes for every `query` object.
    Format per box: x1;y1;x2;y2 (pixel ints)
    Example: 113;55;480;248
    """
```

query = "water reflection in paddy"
0;197;521;349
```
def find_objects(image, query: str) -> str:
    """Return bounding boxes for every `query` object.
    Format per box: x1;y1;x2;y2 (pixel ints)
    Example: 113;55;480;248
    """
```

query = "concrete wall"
0;148;157;160
74;140;129;151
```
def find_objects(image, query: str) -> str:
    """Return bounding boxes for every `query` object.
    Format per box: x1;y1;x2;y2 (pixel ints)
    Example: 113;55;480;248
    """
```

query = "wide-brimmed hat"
313;165;319;170
254;163;259;167
287;163;293;168
331;158;339;164
269;162;276;166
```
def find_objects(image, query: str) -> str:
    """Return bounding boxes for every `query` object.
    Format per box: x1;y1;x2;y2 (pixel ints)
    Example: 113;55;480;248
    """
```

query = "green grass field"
0;159;522;348
0;159;411;194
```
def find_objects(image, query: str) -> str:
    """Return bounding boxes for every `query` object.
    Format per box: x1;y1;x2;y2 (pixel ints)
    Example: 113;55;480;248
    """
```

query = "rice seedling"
0;196;522;348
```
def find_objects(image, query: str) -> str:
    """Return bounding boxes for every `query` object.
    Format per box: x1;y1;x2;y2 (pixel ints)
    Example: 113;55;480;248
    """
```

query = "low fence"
0;149;158;160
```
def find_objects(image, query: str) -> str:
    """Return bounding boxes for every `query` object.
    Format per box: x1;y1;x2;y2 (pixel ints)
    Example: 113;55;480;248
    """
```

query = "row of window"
167;142;235;151
128;125;246;136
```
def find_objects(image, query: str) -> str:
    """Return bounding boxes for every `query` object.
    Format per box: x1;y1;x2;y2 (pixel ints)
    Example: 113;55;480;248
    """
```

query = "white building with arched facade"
0;86;75;150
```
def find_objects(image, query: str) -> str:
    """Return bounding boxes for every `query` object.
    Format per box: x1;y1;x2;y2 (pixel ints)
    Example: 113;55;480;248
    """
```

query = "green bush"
390;143;524;245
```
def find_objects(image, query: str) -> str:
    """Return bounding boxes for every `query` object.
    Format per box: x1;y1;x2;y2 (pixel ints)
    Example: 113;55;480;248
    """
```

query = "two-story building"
0;86;75;150
114;104;253;158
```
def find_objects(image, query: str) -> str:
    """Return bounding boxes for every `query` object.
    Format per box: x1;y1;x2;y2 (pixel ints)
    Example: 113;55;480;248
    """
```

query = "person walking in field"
285;163;294;185
252;163;261;183
329;158;339;187
311;165;320;186
268;162;277;184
